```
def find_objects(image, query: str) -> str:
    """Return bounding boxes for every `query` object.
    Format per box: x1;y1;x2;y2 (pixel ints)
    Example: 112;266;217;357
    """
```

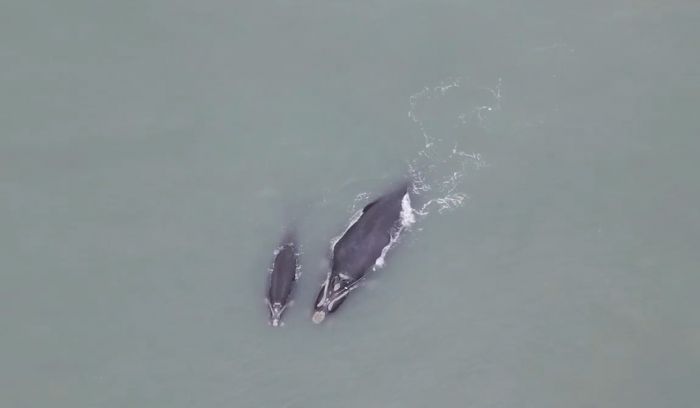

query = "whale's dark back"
332;182;408;281
268;234;297;304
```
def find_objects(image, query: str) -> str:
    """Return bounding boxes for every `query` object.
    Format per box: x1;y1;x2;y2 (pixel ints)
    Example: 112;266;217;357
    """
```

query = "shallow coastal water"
2;1;699;407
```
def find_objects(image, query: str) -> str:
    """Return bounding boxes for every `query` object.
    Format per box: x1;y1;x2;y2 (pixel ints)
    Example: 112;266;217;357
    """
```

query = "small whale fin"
362;181;410;213
363;199;378;212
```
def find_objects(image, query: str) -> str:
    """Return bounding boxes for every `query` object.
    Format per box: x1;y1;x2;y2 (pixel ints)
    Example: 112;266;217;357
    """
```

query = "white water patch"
373;192;415;270
400;191;416;227
373;225;399;270
406;76;502;218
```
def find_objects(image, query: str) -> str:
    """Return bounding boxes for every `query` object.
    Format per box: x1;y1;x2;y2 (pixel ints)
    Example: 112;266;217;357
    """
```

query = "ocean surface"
2;1;699;407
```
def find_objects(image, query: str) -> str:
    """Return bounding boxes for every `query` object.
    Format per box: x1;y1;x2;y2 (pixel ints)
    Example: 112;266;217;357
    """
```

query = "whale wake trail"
406;76;502;218
319;76;503;269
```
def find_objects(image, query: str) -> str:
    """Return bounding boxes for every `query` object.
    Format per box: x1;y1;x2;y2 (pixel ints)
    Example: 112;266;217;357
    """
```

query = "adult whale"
312;182;413;323
266;230;299;327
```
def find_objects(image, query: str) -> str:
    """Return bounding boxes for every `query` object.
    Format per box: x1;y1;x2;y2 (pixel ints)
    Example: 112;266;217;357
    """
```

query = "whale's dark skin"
313;182;410;323
266;231;298;327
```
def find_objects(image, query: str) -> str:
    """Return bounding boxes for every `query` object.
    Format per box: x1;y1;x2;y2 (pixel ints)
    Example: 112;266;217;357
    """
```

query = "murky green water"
2;1;699;407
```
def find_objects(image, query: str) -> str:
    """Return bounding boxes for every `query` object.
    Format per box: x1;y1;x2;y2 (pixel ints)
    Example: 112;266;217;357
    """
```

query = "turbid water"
2;1;699;407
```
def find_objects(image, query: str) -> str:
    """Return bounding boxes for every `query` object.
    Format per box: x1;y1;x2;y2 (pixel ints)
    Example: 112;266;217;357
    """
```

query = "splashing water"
407;77;502;217
373;192;416;270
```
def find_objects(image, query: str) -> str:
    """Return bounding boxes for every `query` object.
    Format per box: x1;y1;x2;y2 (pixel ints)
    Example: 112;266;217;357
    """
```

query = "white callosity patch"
316;280;329;308
267;300;287;327
311;310;325;324
327;290;349;310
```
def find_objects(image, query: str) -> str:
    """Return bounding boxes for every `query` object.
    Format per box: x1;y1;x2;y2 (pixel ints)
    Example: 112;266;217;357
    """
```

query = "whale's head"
312;274;355;324
267;301;286;327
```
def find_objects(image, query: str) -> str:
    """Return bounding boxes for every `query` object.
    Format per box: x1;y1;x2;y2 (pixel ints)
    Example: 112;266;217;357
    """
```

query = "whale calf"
312;182;412;323
266;231;299;327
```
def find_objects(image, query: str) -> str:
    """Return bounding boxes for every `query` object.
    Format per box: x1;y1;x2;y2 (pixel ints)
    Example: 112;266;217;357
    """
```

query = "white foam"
373;192;415;271
406;77;501;220
400;192;416;227
373;226;400;270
